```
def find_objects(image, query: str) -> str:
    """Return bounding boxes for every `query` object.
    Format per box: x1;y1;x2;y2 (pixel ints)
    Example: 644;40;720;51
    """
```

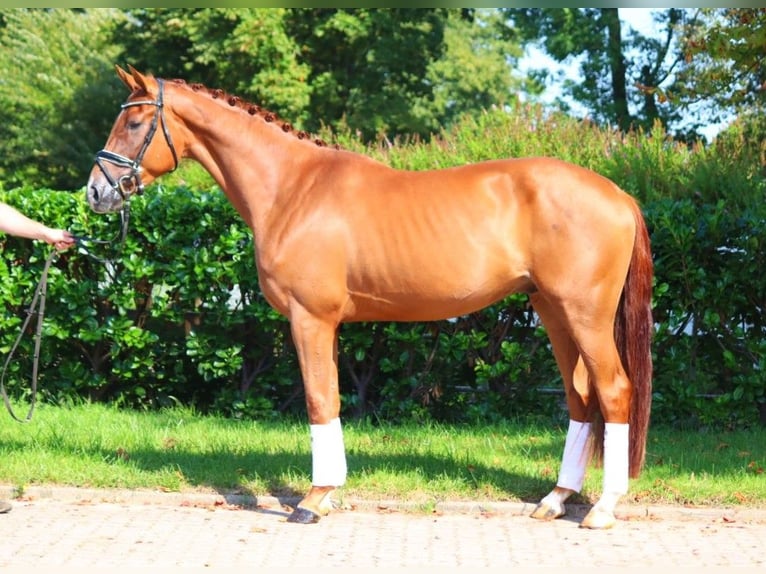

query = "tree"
424;9;538;132
507;8;689;136
284;8;450;139
292;8;533;140
0;8;126;190
112;8;312;126
114;8;530;142
674;9;766;144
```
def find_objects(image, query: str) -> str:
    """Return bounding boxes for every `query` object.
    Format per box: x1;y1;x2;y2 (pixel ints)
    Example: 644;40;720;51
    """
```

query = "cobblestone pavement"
0;487;764;570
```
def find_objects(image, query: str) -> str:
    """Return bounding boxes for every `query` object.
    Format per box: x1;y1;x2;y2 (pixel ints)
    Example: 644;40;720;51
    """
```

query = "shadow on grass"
55;429;578;507
3;435;574;507
1;411;609;510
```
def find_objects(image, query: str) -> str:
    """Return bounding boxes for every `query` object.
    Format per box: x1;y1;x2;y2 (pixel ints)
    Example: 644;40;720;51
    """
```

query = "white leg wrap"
557;419;592;492
310;418;347;487
602;422;629;495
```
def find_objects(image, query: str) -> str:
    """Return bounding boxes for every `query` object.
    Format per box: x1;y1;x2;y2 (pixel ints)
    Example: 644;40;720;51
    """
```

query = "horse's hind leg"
529;294;593;521
573;326;632;530
532;292;632;528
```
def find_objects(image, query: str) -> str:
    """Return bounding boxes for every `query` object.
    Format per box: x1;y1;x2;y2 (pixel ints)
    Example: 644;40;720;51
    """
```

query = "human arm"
0;202;75;250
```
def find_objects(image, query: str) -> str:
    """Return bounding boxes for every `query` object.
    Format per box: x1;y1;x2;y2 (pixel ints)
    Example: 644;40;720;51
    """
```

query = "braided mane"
169;78;339;150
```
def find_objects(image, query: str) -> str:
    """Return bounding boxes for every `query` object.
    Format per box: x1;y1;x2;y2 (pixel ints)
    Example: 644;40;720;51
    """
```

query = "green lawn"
1;402;764;508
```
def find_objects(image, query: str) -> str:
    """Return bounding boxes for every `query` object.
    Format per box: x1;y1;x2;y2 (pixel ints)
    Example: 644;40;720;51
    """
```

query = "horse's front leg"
528;310;591;522
285;311;346;524
530;420;591;521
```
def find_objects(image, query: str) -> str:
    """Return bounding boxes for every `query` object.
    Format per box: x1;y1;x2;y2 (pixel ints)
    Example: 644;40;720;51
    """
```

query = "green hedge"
1;106;764;428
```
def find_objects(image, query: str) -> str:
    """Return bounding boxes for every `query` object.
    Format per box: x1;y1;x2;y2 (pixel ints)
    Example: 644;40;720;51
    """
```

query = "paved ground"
0;486;764;570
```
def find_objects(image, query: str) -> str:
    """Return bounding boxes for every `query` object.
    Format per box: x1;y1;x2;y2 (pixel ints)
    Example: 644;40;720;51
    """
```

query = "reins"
0;204;130;423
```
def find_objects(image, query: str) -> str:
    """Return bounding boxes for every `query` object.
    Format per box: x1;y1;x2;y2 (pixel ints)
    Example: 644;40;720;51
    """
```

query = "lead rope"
0;250;55;422
0;205;130;422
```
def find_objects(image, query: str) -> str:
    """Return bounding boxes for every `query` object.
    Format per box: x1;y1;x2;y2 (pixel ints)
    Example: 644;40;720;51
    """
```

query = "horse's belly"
346;272;531;322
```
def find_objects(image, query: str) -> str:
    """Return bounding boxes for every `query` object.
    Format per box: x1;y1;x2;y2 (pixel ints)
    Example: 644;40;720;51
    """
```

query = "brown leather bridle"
93;78;179;199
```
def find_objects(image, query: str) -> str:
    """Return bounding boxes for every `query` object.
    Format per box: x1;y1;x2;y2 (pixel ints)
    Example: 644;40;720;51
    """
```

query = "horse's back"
354;155;639;273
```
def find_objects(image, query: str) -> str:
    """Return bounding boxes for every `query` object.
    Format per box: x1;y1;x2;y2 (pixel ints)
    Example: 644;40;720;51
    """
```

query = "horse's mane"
169;78;340;150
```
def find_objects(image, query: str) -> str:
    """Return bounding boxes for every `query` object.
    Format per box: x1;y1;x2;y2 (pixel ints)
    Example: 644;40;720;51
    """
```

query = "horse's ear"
115;64;155;93
115;65;140;91
126;64;154;92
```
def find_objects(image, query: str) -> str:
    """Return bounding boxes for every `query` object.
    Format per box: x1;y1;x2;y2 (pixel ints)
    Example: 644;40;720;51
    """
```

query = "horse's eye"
127;120;142;130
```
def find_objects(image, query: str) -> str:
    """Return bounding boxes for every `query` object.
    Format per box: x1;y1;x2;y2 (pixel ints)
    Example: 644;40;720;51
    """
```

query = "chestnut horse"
87;66;653;529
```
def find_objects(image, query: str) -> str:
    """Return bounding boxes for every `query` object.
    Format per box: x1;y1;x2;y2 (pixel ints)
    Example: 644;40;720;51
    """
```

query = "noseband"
94;78;179;199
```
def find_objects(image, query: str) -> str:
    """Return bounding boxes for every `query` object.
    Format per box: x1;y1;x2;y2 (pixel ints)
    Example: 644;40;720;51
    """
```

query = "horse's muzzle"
86;178;124;214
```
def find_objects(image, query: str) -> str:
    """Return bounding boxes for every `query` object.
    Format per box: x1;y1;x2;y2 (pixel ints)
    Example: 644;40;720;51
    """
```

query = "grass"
0;401;764;509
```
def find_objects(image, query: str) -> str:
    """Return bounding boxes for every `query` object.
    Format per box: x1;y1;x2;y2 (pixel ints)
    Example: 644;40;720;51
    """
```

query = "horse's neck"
175;89;310;235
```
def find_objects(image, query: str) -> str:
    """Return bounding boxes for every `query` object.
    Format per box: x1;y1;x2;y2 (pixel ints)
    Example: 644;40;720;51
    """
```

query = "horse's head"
87;65;180;214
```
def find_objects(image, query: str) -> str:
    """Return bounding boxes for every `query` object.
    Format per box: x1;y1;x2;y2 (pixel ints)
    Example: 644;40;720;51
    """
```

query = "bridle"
93;78;179;200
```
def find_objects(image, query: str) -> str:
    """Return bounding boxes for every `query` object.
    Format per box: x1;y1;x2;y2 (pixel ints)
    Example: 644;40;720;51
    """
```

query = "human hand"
43;228;76;251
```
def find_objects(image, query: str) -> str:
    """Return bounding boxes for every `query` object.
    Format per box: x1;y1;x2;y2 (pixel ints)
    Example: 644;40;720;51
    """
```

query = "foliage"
602;120;764;211
508;8;689;136
677;8;766;124
1;104;764;431
111;8;312;126
425;10;537;130
112;8;530;142
0;8;535;190
504;7;766;144
285;8;449;139
0;9;126;190
648;199;766;428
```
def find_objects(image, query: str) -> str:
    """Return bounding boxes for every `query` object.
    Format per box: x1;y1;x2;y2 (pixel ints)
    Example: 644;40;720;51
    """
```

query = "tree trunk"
602;8;632;132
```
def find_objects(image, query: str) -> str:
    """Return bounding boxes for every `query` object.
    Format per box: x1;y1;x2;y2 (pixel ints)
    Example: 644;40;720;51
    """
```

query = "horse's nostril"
90;185;99;202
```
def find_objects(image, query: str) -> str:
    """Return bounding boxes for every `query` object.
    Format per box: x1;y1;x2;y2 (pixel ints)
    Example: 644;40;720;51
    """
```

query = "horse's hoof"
580;507;616;529
286;506;321;524
530;502;565;521
317;495;334;516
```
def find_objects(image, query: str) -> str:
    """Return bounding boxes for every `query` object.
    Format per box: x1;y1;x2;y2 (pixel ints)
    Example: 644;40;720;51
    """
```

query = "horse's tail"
616;199;654;477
